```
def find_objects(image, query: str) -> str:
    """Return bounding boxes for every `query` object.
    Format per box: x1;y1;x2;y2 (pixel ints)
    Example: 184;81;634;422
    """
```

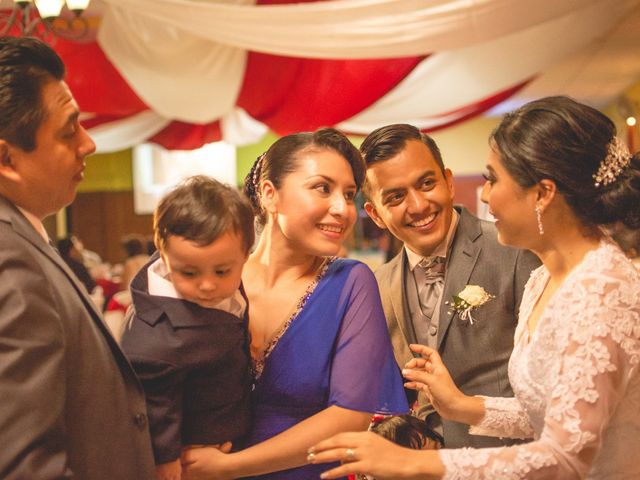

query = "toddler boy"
121;175;255;480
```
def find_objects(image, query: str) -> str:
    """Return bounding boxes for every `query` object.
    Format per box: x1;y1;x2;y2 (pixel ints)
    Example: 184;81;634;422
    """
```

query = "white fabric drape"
89;111;170;153
87;107;268;152
99;0;606;58
98;0;253;123
338;0;632;133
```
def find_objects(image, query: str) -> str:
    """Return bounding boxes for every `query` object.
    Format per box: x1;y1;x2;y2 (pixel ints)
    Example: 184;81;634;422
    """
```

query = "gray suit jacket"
376;206;540;448
0;196;155;479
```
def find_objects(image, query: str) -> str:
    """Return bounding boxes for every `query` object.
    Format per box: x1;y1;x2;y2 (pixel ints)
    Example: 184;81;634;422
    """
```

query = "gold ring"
345;448;356;462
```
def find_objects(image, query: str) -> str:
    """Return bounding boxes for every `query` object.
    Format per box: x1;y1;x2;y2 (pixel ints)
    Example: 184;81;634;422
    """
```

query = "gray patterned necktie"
418;256;446;319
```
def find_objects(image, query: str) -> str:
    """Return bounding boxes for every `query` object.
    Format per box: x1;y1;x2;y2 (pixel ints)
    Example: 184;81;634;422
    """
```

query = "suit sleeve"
0;239;73;479
123;342;186;464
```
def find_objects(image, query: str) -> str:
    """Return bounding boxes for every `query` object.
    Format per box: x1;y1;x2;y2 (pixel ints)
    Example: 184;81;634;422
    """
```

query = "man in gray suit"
0;37;155;479
361;124;539;449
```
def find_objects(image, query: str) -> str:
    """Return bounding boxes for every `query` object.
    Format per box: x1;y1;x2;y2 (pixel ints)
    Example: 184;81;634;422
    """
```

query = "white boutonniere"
450;285;494;324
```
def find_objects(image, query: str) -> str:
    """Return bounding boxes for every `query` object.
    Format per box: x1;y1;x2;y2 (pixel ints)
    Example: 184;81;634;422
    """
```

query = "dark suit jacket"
375;206;540;448
121;255;253;464
0;195;155;479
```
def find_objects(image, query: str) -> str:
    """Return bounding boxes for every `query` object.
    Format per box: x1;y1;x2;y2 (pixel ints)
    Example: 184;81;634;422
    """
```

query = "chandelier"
0;0;92;41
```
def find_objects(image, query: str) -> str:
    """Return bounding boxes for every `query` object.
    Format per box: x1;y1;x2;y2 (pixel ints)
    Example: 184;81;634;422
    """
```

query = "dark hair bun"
596;153;640;229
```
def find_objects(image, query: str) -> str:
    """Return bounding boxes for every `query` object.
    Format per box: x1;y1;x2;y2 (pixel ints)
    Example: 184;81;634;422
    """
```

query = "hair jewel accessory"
245;152;266;206
252;152;266;193
593;137;632;187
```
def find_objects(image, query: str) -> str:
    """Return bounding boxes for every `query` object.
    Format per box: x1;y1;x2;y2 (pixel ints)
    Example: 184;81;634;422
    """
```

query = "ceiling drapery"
47;0;640;151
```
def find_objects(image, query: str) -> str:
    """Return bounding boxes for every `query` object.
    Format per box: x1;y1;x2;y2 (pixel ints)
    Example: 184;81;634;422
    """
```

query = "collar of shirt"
405;209;460;272
147;257;246;317
16;206;50;243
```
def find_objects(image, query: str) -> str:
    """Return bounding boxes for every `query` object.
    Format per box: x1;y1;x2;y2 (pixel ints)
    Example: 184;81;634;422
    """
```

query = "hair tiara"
593;137;632;187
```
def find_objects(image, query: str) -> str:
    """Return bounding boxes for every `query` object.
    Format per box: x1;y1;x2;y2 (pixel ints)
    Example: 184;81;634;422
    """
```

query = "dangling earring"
535;203;544;235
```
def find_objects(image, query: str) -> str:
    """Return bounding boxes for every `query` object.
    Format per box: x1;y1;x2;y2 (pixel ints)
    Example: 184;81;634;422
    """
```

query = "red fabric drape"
56;39;148;118
238;53;425;135
148;120;223;150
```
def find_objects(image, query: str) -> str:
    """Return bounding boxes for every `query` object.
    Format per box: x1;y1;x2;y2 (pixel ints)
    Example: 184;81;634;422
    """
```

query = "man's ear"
0;140;20;183
444;168;455;198
364;201;388;230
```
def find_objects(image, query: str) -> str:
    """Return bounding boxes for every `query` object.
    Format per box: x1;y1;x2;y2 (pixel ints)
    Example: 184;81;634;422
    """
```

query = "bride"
308;96;640;479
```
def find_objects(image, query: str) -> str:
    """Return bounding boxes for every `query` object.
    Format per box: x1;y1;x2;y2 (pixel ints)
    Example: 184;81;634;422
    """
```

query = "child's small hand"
183;442;233;453
156;459;182;480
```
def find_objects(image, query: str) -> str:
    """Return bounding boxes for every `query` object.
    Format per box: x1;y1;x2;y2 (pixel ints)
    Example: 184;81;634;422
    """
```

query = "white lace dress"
439;240;640;479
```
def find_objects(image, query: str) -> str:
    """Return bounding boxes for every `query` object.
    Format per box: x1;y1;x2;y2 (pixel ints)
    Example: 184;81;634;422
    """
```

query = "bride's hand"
308;431;437;480
181;442;234;480
403;344;467;420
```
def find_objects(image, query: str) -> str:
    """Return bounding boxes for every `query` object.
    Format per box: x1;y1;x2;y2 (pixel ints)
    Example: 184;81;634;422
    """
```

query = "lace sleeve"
469;396;534;439
439;268;640;479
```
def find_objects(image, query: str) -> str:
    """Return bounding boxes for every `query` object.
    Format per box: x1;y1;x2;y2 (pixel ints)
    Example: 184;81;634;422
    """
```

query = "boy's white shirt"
147;257;246;318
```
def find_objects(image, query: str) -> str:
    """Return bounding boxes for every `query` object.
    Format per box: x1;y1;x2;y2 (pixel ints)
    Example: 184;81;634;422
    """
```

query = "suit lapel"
394;251;418;345
1;199;138;376
386;251;417;363
438;207;482;349
13;214;104;320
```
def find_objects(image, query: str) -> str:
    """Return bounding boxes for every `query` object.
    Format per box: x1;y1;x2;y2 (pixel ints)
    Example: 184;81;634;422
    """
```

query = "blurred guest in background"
58;235;97;294
120;233;150;289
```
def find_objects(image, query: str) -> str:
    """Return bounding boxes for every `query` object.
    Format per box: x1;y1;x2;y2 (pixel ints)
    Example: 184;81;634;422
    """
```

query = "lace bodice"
439;240;640;479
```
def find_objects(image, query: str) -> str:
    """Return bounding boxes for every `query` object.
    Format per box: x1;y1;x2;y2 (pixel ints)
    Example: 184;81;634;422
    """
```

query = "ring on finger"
345;448;356;463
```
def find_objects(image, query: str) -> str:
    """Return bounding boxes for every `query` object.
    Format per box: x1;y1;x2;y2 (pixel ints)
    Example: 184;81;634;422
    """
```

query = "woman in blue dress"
182;128;408;479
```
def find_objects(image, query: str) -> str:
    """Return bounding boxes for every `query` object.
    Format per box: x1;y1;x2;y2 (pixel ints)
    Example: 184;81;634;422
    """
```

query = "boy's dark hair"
0;36;65;151
359;124;445;198
371;414;443;450
154;175;255;254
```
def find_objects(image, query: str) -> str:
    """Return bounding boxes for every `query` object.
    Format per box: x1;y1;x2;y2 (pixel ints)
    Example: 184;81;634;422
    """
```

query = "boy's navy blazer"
121;254;253;464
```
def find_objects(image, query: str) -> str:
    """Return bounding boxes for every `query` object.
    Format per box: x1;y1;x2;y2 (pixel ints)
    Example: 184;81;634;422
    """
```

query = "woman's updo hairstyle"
243;127;364;226
491;96;640;229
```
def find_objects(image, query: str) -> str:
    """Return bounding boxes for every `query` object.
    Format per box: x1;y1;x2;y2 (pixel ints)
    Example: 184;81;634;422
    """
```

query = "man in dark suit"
361;124;540;449
0;37;155;479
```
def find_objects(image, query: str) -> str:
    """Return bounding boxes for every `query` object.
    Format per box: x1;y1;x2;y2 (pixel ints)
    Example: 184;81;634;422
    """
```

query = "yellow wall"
78;149;133;192
428;117;500;175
